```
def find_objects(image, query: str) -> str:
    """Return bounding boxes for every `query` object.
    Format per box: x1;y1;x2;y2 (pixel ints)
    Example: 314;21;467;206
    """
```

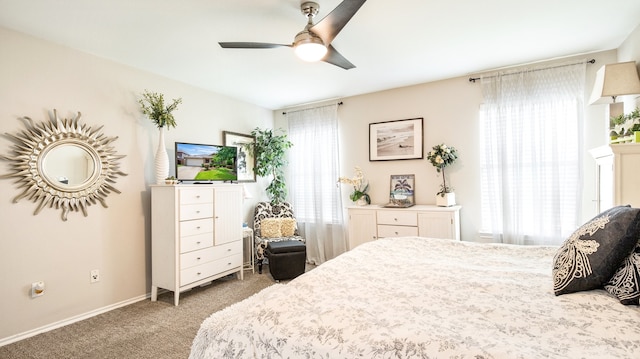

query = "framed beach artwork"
369;118;423;161
223;131;256;182
384;174;415;208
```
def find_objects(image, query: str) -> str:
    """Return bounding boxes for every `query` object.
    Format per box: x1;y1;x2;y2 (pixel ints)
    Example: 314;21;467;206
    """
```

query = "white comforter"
190;237;640;358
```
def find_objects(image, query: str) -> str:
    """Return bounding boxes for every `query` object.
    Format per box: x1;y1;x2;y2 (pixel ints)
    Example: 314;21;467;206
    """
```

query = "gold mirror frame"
0;109;127;221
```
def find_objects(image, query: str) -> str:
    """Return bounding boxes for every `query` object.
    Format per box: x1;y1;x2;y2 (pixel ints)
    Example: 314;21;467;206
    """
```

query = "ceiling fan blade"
219;42;291;49
322;45;355;70
310;0;366;45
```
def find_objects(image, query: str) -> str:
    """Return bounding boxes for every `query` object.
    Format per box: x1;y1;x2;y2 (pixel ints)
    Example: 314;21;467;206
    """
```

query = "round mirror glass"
42;143;98;189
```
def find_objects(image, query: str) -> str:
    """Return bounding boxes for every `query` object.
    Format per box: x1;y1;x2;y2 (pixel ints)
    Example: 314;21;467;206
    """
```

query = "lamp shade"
589;61;640;105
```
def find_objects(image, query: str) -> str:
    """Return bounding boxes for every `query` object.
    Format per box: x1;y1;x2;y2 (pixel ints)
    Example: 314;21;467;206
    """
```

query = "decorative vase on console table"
155;127;169;184
436;192;456;207
138;89;182;185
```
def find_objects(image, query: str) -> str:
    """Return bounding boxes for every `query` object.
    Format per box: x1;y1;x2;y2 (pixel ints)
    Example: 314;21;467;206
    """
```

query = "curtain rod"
468;59;595;83
282;101;343;115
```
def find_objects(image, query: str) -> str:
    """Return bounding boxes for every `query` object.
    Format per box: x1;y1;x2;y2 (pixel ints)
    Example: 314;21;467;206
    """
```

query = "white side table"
242;227;255;273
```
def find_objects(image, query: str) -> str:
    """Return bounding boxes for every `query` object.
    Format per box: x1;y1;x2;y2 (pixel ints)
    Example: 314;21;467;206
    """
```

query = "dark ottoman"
265;240;306;281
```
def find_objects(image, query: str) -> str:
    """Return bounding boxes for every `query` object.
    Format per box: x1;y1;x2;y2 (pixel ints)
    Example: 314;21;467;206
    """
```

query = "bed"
189;236;640;358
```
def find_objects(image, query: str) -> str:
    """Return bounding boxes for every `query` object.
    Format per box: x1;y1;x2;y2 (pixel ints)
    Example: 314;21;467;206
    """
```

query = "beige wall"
2;22;639;345
618;23;640;111
276;50;621;243
0;27;272;343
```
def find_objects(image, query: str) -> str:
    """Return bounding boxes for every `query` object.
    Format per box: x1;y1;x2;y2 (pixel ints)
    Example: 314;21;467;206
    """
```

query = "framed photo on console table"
223;131;256;182
369;118;423;161
385;174;415;208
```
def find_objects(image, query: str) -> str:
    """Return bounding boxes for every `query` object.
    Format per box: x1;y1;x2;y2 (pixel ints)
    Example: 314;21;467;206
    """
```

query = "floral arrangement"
427;143;458;197
138;90;182;129
338;166;371;204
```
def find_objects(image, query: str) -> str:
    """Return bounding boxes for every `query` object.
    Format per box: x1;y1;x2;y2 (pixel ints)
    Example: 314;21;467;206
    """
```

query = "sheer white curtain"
287;104;346;264
479;61;587;245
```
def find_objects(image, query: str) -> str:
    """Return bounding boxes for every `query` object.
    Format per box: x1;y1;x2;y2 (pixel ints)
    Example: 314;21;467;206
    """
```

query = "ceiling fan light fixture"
294;32;327;62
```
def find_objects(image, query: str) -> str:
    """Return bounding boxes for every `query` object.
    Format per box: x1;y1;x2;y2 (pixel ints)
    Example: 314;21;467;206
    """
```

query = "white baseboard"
0;293;149;347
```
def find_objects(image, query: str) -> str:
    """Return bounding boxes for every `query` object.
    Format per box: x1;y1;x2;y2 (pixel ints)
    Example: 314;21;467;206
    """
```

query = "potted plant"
338;166;371;205
245;128;292;204
138;90;182;184
427;143;458;206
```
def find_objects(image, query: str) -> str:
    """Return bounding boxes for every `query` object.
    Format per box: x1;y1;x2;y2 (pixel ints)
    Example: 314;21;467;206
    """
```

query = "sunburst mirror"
0;109;127;221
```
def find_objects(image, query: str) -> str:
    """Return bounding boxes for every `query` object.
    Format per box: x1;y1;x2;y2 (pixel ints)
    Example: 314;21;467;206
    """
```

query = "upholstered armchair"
254;202;305;274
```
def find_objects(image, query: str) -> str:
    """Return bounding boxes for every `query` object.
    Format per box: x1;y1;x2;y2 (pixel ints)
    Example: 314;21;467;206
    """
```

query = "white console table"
347;204;461;250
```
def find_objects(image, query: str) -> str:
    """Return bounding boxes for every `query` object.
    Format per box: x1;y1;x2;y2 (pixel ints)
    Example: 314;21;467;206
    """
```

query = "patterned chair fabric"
254;202;305;273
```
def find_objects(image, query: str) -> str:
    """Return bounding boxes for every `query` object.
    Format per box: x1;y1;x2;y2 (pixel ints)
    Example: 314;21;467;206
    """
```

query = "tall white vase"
155;127;169;184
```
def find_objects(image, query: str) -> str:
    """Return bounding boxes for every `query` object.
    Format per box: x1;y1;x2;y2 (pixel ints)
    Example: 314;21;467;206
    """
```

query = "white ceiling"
1;0;640;110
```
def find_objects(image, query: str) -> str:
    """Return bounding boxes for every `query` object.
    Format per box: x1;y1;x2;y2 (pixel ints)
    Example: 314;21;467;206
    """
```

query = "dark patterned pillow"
605;241;640;305
553;205;640;296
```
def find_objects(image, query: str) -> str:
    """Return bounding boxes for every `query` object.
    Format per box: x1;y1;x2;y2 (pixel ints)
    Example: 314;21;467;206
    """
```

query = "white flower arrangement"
338;166;371;204
426;144;458;196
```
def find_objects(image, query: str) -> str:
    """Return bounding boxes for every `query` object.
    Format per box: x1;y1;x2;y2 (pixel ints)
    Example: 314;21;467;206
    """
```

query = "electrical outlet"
31;281;45;298
90;269;100;283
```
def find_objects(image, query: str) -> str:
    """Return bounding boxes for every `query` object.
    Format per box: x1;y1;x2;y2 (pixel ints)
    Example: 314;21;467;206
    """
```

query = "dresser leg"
174;291;180;306
151;286;158;302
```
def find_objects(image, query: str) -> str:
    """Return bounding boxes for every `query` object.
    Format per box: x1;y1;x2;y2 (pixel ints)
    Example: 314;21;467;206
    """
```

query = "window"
287;104;346;263
479;61;587;245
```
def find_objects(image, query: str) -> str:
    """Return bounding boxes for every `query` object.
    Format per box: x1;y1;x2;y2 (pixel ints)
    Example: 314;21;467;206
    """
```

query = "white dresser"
347;205;461;250
150;184;243;305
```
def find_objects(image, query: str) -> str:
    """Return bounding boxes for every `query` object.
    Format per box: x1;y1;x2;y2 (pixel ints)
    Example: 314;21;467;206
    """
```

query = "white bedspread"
190;237;640;358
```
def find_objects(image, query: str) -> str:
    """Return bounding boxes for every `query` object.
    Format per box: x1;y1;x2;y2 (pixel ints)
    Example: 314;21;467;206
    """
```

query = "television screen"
174;142;237;182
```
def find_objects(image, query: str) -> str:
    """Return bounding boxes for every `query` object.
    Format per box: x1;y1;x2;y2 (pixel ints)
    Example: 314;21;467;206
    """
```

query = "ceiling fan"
219;0;366;70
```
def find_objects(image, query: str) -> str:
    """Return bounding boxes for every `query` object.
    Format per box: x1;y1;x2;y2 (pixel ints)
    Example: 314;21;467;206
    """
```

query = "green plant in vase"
427;143;458;198
338;166;371;205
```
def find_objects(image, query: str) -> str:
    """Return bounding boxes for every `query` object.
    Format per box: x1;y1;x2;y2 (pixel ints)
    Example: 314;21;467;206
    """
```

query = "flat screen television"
174;142;238;182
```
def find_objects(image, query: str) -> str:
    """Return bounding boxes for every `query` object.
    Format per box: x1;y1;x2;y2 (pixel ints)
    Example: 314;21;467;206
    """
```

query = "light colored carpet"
0;270;276;359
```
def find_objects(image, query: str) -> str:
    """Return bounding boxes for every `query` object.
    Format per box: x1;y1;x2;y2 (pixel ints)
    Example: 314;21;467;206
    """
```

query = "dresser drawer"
377;210;417;226
180;233;214;253
377;224;418;238
180;241;242;269
180;218;214;237
179;188;213;205
180;254;243;285
180;203;213;221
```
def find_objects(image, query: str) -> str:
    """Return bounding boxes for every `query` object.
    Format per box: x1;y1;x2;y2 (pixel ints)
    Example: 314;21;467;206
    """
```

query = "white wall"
0;27;272;343
276;51;619;243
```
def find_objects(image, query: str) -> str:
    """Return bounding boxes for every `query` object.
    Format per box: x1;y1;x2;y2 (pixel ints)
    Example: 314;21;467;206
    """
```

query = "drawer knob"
227;248;231;252
394;218;398;221
196;210;200;213
196;257;201;260
196;226;201;229
196;195;200;198
196;241;201;245
394;231;399;235
197;272;201;276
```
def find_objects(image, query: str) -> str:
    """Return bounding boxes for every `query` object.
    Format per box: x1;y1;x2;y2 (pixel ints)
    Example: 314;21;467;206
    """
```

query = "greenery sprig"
138;90;182;129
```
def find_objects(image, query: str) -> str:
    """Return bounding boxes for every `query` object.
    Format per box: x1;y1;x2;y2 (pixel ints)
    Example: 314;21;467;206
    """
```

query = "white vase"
436;192;456;207
356;198;368;206
155;127;169;184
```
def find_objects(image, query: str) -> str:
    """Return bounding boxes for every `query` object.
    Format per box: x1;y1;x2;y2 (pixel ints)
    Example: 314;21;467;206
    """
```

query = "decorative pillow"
260;218;282;238
553;205;640;296
280;218;297;237
605;241;640;305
